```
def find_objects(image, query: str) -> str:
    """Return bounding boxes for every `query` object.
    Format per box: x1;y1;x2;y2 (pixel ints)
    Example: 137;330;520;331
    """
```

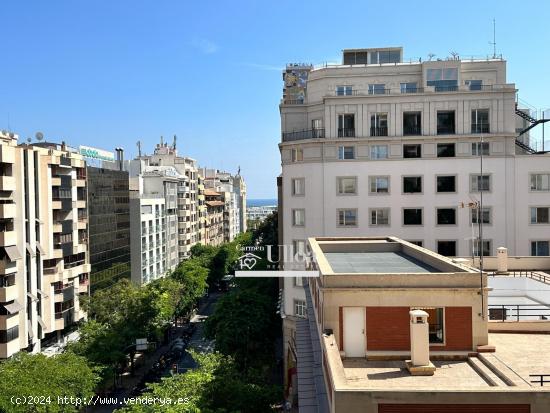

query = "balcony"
403;124;422;136
0;203;16;219
471;123;490;134
0;145;15;164
370;127;388;137
51;177;61;186
0;231;16;246
0;176;15;191
0;284;17;302
337;128;355;138
434;85;459;92
0;258;16;274
52;200;62;210
282;128;325;142
437;126;456;135
76;200;86;209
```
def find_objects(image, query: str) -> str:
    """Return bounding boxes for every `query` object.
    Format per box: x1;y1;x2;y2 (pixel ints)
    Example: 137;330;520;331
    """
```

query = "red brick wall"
362;306;473;352
366;307;410;351
379;404;529;413
441;306;473;351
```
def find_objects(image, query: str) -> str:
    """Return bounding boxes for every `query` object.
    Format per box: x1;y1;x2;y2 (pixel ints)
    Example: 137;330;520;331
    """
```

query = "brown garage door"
379;404;530;413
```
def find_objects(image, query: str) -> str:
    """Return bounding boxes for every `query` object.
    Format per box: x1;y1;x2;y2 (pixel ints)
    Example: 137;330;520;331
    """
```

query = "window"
370;145;388;159
425;308;444;344
292;209;305;226
368;84;386;95
530;174;550;191
437;143;455;157
531;241;550;256
369;50;401;64
466;79;482;91
470;174;491;192
400;82;418;93
403;208;422;225
530;207;550;224
294;300;306;318
403;144;421;158
291;178;305;196
471;207;491;224
437;208;457;225
437;240;457;256
407;240;423;247
369;176;389;194
436;176;456;193
336;85;353;96
471;239;492;256
338;114;355;137
471;109;490;133
337;177;357;195
403;112;421;135
291;148;303;162
293;240;307;259
312;119;323;130
472;142;490;156
403;176;422;193
338;146;355;160
370;208;390;225
338;209;357;226
370;113;388;136
427;68;458;91
437;111;456;134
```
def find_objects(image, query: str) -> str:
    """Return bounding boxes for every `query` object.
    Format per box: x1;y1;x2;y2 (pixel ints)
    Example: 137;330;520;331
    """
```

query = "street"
86;291;220;412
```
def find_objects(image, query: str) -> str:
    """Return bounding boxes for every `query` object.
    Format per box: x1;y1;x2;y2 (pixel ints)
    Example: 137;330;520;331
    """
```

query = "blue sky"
1;1;549;198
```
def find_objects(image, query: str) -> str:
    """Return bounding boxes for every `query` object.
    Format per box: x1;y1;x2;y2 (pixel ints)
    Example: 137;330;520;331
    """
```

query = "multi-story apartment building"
203;168;247;241
129;193;166;285
87;165;131;293
204;189;225;246
0;132;90;358
278;47;550;395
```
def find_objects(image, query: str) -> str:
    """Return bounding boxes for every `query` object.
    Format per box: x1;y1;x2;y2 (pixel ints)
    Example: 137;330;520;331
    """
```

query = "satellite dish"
27;138;32;143
35;132;44;141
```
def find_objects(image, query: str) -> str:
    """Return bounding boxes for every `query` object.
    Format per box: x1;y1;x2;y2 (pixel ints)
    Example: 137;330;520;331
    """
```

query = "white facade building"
129;194;166;285
278;47;550;395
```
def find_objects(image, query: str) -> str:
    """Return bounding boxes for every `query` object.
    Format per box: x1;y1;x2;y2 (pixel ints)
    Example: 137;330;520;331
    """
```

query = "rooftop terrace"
325;251;441;274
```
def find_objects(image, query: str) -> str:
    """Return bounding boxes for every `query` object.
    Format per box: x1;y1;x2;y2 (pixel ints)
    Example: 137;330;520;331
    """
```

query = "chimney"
406;310;436;376
497;247;508;274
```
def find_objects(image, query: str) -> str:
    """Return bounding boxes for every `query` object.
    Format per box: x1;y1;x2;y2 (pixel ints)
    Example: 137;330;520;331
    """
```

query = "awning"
36;243;46;256
36;289;49;298
4;245;22;261
3;300;24;314
26;243;35;257
37;317;47;331
27;292;39;302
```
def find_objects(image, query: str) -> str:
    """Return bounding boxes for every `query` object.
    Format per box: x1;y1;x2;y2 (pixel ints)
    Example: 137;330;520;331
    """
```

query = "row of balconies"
282;83;515;105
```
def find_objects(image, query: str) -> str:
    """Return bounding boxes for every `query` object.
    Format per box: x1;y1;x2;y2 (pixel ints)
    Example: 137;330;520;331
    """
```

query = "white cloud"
189;38;219;54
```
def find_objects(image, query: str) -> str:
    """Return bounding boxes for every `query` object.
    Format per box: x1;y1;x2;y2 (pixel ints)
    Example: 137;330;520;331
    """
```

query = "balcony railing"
282;128;325;142
337;128;355;138
437;126;456;135
434;85;459;92
370;126;388;137
403;125;422;136
471;123;490;134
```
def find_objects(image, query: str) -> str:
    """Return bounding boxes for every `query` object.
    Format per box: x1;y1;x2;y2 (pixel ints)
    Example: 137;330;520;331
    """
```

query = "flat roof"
324;251;441;274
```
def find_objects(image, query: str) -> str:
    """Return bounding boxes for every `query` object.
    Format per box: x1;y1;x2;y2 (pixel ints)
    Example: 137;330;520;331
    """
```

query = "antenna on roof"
137;140;142;157
427;53;436;61
173;134;177;150
489;18;497;58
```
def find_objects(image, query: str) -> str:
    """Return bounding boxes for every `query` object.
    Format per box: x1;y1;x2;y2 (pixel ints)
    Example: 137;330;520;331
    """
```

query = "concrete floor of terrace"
339;333;550;390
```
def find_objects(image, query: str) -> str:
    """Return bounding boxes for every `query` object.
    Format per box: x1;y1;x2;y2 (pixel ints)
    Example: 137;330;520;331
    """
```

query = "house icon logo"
238;252;262;270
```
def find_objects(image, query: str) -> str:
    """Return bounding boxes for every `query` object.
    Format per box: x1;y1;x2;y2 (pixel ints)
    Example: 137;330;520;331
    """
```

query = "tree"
0;352;99;413
116;351;278;413
170;260;208;315
204;288;279;372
